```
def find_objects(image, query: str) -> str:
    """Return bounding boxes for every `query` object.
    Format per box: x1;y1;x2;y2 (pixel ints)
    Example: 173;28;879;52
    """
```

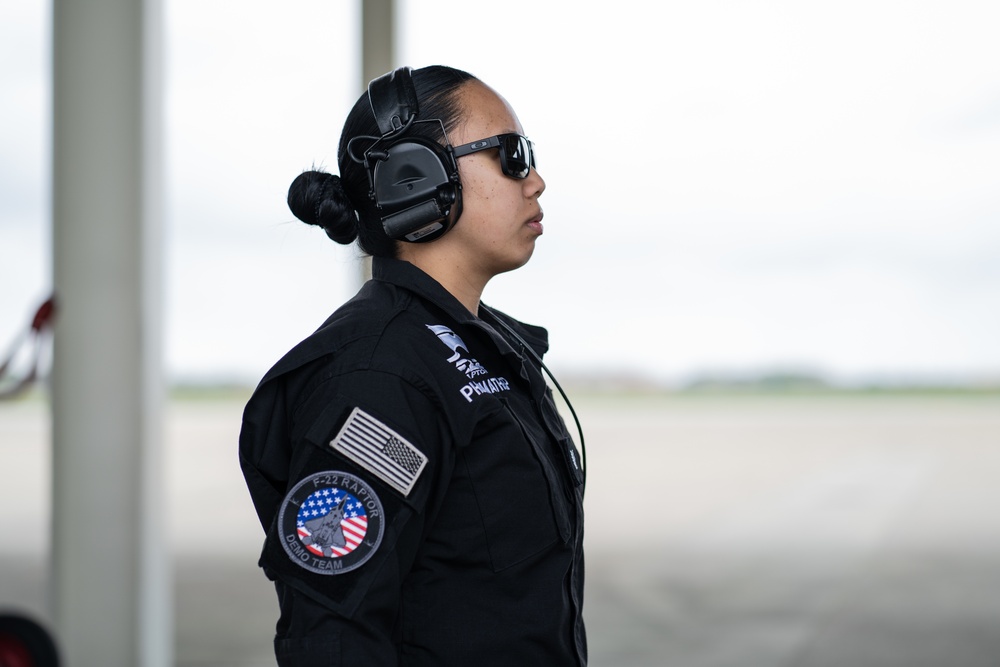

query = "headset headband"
368;67;418;137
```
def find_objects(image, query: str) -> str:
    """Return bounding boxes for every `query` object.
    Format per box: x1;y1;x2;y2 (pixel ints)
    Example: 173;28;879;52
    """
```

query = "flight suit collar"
371;257;550;358
372;257;477;327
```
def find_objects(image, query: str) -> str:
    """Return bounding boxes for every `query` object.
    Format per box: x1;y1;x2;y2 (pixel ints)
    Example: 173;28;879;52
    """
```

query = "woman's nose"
525;167;545;198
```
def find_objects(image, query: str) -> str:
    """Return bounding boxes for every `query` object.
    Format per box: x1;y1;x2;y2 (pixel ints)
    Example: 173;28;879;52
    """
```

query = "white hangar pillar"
50;0;170;665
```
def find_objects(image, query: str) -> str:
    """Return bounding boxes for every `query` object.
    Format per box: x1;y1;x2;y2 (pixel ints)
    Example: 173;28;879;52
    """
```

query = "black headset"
360;67;462;243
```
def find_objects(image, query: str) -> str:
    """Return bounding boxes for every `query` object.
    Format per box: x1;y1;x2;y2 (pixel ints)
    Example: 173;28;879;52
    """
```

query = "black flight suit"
239;257;587;666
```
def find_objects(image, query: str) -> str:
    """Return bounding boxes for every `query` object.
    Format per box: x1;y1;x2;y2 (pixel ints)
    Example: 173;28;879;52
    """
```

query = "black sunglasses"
452;133;536;179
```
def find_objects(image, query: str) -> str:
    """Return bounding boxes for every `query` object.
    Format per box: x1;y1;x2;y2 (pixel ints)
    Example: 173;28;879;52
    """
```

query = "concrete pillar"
358;0;396;283
50;0;170;665
363;0;396;85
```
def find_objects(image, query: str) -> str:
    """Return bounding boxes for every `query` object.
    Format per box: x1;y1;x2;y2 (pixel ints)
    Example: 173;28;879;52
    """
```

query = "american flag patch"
329;408;428;497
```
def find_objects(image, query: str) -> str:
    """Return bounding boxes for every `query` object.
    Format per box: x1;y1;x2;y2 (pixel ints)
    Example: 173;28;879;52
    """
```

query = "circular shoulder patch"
277;471;385;575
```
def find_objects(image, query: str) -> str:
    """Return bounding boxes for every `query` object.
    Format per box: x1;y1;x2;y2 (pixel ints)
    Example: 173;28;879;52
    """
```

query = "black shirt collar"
371;257;550;356
372;257;478;326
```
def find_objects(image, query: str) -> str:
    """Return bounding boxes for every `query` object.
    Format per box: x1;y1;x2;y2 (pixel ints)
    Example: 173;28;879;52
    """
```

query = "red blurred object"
0;631;34;667
30;298;56;333
0;296;56;400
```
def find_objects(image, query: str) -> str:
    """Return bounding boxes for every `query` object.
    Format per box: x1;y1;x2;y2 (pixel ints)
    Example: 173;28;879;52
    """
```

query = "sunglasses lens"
502;135;533;179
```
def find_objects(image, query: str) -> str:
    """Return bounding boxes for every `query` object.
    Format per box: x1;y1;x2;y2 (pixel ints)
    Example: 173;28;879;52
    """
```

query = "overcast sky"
2;1;999;387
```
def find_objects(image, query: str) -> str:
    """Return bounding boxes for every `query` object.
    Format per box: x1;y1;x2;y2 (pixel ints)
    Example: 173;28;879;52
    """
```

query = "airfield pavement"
2;391;1000;666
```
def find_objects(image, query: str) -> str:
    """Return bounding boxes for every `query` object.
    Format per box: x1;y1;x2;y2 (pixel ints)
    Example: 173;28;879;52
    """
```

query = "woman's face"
445;80;546;279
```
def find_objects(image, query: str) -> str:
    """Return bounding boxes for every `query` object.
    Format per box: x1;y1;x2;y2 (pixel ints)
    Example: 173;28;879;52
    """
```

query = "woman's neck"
397;248;488;316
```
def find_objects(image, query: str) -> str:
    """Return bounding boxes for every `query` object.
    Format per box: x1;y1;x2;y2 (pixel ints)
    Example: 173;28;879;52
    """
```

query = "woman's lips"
527;210;544;234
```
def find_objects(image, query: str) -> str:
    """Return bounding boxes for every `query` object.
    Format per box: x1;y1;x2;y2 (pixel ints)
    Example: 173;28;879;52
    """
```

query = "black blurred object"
0;613;60;667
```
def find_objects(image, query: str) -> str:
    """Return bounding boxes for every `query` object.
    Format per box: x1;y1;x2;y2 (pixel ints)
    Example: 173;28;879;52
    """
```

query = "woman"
239;65;586;666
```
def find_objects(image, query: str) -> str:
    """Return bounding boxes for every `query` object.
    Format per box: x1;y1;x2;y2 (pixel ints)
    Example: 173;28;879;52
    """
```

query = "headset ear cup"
370;139;462;242
364;67;463;243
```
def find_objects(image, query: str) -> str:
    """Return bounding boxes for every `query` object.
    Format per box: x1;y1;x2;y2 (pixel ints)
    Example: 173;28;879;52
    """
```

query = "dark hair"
287;65;477;257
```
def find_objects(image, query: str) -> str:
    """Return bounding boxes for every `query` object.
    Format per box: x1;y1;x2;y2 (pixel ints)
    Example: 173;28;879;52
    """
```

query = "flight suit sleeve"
258;368;455;666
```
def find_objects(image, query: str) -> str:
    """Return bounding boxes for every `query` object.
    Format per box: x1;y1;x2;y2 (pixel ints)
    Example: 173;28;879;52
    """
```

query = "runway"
2;392;999;666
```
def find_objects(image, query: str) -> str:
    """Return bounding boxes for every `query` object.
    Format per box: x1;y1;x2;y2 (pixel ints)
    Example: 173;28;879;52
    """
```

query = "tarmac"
2;392;1000;666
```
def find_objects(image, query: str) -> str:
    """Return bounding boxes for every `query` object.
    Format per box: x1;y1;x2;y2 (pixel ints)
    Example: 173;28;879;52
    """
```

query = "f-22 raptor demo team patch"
278;471;385;575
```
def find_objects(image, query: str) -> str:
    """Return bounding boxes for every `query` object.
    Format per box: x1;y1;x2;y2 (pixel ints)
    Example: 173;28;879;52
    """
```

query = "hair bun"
287;170;358;245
